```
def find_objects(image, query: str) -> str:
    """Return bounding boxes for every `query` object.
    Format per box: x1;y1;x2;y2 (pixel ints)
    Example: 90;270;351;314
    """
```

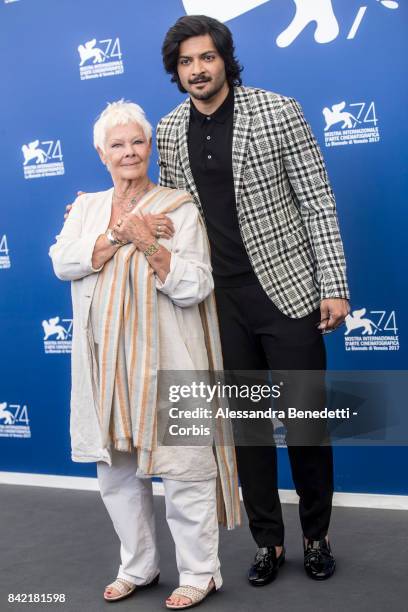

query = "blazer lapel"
95;187;113;232
232;87;253;208
82;188;114;321
174;89;253;216
176;100;203;216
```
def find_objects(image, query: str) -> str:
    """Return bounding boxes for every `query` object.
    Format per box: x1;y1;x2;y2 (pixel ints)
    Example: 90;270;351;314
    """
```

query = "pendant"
125;197;138;211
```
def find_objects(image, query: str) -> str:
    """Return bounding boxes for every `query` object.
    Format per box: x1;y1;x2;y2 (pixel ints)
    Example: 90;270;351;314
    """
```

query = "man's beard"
187;77;226;101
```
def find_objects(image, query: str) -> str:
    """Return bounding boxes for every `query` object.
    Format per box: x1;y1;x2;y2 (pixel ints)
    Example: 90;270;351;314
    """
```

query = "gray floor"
1;484;407;612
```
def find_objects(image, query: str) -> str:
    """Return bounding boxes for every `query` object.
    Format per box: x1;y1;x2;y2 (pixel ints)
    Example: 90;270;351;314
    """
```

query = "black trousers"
214;281;334;546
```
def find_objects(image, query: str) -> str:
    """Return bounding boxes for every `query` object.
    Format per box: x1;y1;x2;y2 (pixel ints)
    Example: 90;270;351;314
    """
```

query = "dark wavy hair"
162;15;243;93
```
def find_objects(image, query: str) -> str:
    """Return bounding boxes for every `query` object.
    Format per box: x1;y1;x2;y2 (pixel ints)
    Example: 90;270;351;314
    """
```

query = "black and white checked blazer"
156;86;349;318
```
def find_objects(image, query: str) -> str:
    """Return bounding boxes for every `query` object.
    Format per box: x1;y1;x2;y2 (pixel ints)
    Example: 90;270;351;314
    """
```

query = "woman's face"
99;122;151;183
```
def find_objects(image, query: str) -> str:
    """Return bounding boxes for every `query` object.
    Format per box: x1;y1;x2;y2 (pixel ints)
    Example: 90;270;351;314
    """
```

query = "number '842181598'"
8;594;66;603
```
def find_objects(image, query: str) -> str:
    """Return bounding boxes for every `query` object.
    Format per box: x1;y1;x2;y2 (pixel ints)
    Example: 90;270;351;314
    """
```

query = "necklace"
113;181;153;212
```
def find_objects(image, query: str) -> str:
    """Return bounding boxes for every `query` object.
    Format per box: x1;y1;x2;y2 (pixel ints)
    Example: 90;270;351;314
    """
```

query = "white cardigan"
49;188;217;477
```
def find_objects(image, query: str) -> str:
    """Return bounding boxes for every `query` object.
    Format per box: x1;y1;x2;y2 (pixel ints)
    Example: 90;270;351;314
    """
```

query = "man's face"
177;34;228;101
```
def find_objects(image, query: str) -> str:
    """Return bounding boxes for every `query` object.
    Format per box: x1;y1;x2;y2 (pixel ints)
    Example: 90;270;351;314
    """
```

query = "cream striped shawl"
93;186;240;529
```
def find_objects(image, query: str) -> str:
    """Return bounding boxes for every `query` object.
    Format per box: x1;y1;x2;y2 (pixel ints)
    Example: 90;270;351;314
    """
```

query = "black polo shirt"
188;87;258;287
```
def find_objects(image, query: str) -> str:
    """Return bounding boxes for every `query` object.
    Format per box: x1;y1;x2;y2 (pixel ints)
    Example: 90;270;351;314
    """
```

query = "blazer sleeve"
49;195;103;281
280;97;350;301
155;201;214;308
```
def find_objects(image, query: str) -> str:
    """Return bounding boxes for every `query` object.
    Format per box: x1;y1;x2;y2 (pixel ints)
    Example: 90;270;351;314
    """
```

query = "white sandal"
104;572;160;602
165;581;215;609
104;577;136;602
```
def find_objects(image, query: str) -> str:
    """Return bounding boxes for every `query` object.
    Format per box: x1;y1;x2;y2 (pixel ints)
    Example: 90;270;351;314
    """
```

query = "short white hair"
93;99;153;152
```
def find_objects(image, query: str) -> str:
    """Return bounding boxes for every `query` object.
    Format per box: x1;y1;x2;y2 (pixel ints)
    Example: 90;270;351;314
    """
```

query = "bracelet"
106;228;127;246
144;241;161;257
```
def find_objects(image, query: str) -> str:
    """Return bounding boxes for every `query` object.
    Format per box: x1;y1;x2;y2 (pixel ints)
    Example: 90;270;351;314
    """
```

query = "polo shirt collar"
190;86;234;125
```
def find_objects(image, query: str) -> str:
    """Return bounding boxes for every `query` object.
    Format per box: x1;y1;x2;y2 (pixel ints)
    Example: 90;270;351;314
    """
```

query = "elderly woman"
49;100;240;609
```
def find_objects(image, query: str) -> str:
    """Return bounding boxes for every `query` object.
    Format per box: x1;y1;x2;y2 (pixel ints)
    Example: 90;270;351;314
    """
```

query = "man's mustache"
189;76;212;85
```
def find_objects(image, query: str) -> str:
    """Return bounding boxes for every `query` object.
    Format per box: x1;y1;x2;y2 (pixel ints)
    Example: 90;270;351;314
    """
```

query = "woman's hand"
114;212;171;282
113;213;156;251
144;213;175;240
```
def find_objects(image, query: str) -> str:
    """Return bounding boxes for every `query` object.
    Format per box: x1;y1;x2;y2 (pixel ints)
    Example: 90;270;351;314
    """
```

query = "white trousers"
97;449;222;590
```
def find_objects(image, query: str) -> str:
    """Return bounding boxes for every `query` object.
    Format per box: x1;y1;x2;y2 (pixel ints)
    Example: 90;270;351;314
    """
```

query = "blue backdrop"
1;0;407;494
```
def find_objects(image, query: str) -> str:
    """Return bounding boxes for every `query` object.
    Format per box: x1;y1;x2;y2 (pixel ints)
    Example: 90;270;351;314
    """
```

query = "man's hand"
64;191;86;220
318;298;350;333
